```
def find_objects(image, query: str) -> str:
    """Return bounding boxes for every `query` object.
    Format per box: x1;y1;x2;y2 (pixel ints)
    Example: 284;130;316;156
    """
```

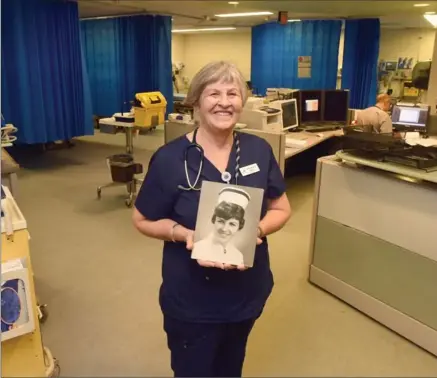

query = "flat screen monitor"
270;99;299;131
300;90;323;124
323;90;349;124
391;105;429;132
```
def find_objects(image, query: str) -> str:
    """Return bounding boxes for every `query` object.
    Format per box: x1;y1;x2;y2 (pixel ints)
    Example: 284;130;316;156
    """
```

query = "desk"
337;150;437;183
284;130;342;159
405;135;437;148
1;148;20;197
99;117;137;154
1;187;48;377
309;156;437;356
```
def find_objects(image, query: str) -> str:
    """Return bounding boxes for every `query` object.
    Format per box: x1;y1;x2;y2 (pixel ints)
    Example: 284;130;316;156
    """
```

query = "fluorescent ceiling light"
288;19;301;22
172;27;237;33
215;11;273;18
228;1;239;4
424;14;437;26
414;3;430;6
425;11;436;14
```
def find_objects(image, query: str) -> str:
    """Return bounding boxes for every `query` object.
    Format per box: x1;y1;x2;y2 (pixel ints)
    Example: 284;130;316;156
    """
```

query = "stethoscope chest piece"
179;128;240;191
221;171;232;184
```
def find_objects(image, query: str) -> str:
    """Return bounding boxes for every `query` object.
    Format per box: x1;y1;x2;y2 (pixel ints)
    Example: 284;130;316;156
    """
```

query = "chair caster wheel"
97;188;101;199
125;198;133;208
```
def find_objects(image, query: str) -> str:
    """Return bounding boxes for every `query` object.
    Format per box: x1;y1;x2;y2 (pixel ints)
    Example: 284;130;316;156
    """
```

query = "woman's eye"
229;222;237;227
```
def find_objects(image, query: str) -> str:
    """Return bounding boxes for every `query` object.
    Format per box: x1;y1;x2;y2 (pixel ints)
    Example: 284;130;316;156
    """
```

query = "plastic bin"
134;92;167;128
107;154;142;183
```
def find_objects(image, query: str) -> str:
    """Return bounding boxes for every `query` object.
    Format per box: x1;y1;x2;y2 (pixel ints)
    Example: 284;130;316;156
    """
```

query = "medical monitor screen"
323;90;349;123
281;99;298;130
391;105;429;131
300;90;323;124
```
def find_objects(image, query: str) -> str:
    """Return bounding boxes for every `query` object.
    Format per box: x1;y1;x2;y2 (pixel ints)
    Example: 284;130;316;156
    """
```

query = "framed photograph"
191;181;264;268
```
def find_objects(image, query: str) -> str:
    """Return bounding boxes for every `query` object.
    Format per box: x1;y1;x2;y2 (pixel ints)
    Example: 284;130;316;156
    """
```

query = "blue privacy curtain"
251;20;342;95
341;19;380;109
81;15;173;117
1;0;93;144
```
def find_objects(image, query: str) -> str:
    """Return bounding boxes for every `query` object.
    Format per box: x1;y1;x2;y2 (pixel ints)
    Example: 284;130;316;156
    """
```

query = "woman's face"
197;81;243;132
213;216;240;244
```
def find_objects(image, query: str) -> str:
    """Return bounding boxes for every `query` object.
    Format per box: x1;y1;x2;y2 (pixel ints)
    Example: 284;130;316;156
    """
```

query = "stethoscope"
178;128;241;191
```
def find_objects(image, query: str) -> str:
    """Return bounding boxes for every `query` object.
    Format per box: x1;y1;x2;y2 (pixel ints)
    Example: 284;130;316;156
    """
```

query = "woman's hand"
257;227;263;245
224;263;248;271
197;262;248;271
202;230;261;271
183;229;195;250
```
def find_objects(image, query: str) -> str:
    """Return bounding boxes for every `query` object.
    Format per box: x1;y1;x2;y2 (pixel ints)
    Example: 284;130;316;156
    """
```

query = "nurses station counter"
309;154;437;356
164;121;286;174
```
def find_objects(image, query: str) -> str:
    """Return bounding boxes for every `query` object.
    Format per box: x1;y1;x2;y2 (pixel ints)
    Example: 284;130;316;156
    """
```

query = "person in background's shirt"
356;94;393;134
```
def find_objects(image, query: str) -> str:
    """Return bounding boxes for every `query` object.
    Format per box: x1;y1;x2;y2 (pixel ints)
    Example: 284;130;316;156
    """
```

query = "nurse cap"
217;187;251;210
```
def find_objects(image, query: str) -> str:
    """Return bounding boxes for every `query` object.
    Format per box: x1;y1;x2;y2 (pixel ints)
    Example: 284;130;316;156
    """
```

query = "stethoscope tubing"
178;128;204;191
178;128;239;191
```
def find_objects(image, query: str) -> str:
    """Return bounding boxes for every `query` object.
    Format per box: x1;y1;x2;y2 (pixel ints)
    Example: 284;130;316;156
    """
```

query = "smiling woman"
184;61;248;137
132;60;291;377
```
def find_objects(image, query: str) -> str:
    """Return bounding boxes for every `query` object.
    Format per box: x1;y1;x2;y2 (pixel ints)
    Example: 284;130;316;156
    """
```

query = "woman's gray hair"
184;61;248;107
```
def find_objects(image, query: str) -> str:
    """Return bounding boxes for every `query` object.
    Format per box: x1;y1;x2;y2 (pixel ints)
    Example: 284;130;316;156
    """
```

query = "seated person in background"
356;94;393;134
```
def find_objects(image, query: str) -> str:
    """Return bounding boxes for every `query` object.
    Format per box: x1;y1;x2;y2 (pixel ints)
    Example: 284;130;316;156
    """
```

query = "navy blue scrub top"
135;132;286;323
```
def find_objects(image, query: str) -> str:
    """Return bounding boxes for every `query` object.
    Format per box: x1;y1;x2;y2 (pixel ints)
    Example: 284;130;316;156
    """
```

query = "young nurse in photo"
192;187;251;266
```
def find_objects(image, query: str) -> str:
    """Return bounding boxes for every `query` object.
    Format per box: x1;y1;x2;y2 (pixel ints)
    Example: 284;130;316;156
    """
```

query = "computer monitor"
300;90;323;124
269;99;299;131
391;104;430;132
323;90;349;124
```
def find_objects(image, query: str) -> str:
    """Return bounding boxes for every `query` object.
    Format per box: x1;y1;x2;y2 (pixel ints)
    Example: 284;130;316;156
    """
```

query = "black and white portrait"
192;181;264;267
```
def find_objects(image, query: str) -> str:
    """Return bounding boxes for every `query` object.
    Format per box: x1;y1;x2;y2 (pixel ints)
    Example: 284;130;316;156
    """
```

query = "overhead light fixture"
425;11;436;14
172;27;237;33
288;19;301;22
228;1;239;4
424;14;437;26
414;3;430;6
215;11;273;18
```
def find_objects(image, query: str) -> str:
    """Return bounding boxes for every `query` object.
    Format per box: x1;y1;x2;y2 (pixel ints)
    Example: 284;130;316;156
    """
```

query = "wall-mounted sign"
278;11;288;25
298;56;312;78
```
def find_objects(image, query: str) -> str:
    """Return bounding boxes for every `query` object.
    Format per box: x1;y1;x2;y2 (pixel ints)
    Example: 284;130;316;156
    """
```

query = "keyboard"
285;138;307;148
301;124;343;132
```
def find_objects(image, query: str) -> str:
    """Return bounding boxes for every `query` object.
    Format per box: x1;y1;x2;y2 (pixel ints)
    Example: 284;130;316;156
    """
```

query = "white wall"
379;28;436;63
171;31;252;83
171;34;185;64
171;28;436;85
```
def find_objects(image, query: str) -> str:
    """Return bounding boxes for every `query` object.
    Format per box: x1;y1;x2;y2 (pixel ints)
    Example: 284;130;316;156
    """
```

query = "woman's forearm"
133;212;190;243
258;193;291;237
259;209;290;237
